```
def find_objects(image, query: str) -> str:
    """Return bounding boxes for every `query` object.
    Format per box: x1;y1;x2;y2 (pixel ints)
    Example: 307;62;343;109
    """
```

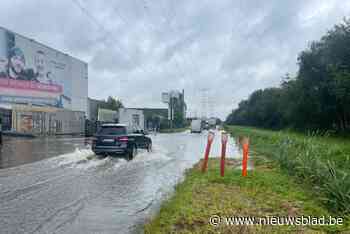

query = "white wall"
70;58;88;115
118;108;145;131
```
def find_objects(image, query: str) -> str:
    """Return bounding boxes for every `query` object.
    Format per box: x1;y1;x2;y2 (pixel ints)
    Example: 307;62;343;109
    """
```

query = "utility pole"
162;90;182;129
200;88;209;120
169;97;173;129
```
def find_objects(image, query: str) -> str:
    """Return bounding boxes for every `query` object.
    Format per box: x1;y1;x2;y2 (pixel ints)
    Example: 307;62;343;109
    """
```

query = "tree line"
226;19;350;132
99;96;124;111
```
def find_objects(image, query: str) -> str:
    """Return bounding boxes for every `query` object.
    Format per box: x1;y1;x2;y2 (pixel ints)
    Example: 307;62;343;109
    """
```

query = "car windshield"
98;126;126;135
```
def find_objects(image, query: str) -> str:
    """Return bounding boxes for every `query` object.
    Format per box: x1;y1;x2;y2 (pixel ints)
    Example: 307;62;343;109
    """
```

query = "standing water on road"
0;131;239;233
0;136;91;169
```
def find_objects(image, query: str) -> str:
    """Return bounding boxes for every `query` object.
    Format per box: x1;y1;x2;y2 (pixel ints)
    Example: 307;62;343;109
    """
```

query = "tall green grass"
225;126;350;215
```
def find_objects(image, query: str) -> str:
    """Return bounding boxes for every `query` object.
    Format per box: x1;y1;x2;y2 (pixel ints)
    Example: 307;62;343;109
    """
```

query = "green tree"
100;96;124;111
226;19;350;132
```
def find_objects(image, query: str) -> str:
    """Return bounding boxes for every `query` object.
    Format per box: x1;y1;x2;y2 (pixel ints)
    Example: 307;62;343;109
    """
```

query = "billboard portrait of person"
35;50;51;84
8;47;26;80
46;71;56;84
8;47;38;81
0;58;7;78
0;29;9;78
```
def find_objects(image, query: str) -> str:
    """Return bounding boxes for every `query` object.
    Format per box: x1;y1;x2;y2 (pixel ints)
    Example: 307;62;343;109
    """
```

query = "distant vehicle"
118;108;145;131
191;119;202;133
208;118;216;129
92;123;152;160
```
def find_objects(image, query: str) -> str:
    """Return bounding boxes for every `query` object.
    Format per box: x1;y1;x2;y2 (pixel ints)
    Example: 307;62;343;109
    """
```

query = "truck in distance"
190;119;202;133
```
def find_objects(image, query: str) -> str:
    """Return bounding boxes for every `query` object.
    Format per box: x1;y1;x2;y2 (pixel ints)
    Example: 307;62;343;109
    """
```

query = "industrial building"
86;98;169;135
0;26;88;135
127;108;168;131
161;89;187;128
118;108;144;132
86;98;144;134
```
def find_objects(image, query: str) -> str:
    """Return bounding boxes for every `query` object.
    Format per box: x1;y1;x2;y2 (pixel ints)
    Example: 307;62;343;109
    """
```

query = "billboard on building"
161;92;169;103
0;27;88;112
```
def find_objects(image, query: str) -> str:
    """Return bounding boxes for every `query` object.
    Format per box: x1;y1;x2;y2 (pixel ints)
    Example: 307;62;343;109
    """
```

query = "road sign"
161;92;170;103
170;90;180;99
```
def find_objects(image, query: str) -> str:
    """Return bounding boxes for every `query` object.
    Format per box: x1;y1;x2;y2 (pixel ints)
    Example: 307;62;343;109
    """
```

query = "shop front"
12;105;55;135
0;106;12;131
11;105;85;136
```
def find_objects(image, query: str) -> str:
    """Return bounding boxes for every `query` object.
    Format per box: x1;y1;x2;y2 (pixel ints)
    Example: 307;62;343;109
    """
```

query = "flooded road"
0;136;90;169
0;131;239;234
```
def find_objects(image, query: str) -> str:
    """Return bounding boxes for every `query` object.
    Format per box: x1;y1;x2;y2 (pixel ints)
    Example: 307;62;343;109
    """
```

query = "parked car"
92;124;152;160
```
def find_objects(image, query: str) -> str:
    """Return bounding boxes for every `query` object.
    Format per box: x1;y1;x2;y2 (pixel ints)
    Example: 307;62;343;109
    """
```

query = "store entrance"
0;108;12;131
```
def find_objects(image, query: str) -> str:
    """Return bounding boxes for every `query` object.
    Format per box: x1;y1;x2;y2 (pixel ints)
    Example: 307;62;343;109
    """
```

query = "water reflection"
0;136;91;169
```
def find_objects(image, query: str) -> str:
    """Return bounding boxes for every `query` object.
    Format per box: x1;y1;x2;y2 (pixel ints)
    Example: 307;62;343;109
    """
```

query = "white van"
191;119;202;133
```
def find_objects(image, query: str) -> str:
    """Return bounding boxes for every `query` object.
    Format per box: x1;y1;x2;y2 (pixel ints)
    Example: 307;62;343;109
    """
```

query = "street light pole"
170;97;173;129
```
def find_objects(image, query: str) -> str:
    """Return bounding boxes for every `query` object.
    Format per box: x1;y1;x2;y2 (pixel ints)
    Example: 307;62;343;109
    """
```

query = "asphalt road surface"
0;130;239;234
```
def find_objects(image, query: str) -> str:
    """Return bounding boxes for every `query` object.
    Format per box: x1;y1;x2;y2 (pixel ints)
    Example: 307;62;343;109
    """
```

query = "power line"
109;1;166;75
155;0;206;117
71;0;202;115
136;0;185;78
73;0;193;83
70;0;150;74
158;0;199;72
107;0;186;83
137;0;192;81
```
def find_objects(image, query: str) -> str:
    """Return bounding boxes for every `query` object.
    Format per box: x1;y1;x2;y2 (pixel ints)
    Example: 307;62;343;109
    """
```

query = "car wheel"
95;153;106;159
127;145;136;160
147;143;152;152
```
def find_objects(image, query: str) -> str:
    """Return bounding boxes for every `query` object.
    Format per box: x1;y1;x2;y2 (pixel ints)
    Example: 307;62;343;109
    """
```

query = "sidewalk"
2;130;36;138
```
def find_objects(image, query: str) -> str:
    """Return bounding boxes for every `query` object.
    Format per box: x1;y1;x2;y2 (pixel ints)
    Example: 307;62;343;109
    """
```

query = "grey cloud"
1;0;350;118
90;44;142;73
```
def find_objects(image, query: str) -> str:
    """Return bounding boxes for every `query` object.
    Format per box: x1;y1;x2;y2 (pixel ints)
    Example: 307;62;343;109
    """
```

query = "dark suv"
92;124;152;160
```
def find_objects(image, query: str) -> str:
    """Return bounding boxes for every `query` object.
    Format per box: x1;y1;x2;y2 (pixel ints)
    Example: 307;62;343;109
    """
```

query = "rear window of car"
98;126;126;135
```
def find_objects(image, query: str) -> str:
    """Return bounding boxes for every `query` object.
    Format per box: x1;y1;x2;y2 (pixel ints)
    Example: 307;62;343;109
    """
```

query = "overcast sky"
1;0;350;119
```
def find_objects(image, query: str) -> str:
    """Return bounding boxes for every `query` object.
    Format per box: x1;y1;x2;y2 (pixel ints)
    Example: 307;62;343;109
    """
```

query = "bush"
226;126;350;214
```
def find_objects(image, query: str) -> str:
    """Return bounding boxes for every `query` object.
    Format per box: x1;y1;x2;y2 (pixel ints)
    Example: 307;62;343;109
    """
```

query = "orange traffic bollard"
242;138;249;177
220;132;228;177
201;131;215;172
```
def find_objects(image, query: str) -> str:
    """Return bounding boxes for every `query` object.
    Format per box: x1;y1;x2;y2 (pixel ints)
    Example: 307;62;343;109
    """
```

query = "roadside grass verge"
159;127;189;133
145;158;349;233
225;125;350;217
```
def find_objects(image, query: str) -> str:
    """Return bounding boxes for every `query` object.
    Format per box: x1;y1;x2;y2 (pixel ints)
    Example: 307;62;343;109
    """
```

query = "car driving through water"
92;123;152;160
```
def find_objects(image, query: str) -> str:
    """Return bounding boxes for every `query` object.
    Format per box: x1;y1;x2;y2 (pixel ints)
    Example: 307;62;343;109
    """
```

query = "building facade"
0;26;88;135
86;99;148;135
163;89;187;128
118;108;145;132
129;108;168;131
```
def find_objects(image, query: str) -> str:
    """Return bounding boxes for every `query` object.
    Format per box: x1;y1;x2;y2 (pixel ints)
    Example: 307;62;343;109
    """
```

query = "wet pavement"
0;136;91;169
0;130;240;234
